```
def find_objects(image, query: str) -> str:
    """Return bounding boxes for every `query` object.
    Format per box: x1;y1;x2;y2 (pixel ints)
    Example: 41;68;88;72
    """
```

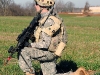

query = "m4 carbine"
5;13;41;65
5;5;54;65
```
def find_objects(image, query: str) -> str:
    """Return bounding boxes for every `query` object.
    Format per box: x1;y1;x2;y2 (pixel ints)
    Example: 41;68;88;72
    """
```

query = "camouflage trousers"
18;47;72;75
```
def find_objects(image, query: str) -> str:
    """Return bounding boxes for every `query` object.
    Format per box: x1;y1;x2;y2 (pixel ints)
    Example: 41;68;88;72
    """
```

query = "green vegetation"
0;15;100;75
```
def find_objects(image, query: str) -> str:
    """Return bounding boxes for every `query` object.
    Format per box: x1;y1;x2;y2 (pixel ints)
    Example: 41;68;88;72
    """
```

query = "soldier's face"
35;5;41;12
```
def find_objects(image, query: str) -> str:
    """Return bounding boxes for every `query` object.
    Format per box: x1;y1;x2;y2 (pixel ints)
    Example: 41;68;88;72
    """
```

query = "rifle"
5;13;41;65
5;5;54;72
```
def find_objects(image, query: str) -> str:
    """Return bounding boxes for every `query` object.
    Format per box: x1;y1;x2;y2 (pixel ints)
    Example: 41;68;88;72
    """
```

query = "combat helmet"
34;0;55;7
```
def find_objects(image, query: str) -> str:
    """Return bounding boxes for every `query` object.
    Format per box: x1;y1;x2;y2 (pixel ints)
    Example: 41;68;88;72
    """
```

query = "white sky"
14;0;100;8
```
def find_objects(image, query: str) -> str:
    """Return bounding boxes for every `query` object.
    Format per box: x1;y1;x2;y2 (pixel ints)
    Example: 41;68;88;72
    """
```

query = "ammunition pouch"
42;22;60;36
54;42;66;56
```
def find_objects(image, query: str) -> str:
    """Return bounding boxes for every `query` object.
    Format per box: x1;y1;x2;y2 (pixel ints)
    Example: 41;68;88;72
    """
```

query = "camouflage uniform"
18;11;70;75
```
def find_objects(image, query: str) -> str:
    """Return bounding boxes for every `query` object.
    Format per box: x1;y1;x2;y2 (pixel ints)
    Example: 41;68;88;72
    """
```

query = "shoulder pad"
40;16;62;36
44;18;55;28
49;16;62;25
39;16;62;27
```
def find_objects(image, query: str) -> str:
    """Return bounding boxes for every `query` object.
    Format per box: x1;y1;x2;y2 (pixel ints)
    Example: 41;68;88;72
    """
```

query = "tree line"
0;0;35;16
0;0;88;16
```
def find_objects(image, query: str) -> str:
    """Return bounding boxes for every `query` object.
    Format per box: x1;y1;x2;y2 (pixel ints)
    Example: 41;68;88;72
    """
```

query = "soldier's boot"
25;72;35;75
73;67;90;75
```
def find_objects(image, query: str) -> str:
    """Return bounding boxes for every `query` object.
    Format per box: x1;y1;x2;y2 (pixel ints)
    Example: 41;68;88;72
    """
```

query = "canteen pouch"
54;42;66;56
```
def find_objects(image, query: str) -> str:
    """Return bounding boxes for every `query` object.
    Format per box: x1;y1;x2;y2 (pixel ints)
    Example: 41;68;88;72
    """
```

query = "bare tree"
0;0;75;16
8;3;25;16
65;1;75;13
0;0;13;16
24;1;36;16
55;0;66;13
83;1;90;16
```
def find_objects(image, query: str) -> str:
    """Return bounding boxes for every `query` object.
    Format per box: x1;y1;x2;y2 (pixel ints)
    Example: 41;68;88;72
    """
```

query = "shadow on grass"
56;60;78;73
36;60;78;75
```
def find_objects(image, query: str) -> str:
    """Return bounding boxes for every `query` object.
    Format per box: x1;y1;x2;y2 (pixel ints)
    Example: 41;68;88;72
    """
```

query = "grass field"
0;15;100;75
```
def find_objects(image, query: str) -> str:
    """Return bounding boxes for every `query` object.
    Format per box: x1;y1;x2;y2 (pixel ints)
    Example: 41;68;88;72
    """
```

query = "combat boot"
25;72;35;75
73;67;90;75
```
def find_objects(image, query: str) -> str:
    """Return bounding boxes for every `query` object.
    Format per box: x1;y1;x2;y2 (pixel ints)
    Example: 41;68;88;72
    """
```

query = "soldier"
18;0;89;75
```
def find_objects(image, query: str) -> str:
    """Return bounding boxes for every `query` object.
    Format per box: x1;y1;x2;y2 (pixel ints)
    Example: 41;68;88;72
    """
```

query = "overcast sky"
14;0;100;8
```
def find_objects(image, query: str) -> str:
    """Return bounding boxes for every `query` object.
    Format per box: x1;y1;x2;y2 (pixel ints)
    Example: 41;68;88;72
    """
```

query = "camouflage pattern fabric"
41;62;72;75
18;47;56;74
18;47;72;75
18;12;69;75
